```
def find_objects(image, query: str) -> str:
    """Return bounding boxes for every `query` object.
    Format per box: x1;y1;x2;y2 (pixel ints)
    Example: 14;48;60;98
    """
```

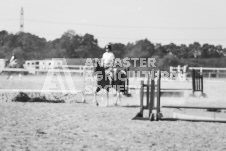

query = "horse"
92;59;127;106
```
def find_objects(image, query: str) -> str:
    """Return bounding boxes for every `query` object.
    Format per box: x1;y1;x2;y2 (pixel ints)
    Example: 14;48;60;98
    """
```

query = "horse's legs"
7;73;10;79
94;87;101;106
7;72;12;80
114;81;125;106
106;91;109;107
81;91;85;103
94;92;97;105
115;90;122;106
10;73;13;80
115;91;119;105
105;87;110;107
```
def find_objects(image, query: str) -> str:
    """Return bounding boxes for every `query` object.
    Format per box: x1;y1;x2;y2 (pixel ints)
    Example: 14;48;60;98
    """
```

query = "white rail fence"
170;66;226;79
1;65;226;80
0;65;93;75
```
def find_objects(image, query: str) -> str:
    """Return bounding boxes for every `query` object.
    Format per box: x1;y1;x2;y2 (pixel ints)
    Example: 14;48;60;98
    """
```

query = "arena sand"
0;75;226;150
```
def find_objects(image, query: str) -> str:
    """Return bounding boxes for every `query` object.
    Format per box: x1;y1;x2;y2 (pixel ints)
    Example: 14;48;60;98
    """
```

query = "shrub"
12;92;30;102
158;54;181;69
12;92;65;103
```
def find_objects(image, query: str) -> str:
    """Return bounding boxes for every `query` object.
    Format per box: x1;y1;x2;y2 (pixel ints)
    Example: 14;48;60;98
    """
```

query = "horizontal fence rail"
0;68;86;73
2;66;226;79
189;67;226;71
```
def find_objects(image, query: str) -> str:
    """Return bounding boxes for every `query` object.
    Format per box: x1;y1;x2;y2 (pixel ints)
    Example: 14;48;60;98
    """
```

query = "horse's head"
92;58;103;74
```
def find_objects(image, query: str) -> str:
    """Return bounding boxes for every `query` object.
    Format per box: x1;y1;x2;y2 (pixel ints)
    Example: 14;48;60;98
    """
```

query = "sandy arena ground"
1;74;226;150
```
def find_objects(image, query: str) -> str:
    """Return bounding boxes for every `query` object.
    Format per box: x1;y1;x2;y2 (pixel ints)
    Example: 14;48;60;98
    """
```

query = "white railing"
0;65;93;74
23;64;92;69
188;67;226;78
189;67;226;72
170;66;226;79
4;65;226;79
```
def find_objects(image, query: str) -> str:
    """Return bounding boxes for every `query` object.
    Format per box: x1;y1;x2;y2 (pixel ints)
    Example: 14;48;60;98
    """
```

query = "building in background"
23;59;64;74
23;58;92;74
24;59;64;69
0;59;8;73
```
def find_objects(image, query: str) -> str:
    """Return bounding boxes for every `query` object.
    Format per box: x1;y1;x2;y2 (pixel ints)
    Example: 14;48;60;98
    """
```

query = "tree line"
0;30;226;68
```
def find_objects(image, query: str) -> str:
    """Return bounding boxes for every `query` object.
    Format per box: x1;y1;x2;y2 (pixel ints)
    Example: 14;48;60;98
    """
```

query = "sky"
1;0;226;48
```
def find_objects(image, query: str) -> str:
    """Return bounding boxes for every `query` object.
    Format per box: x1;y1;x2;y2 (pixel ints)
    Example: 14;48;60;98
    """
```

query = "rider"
9;53;17;68
101;44;115;85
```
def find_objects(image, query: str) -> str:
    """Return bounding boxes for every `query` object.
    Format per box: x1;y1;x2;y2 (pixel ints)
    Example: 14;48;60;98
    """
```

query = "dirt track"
1;75;226;150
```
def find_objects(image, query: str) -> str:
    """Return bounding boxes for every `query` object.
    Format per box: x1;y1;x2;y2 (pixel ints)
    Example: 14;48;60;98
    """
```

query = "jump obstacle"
170;65;188;81
133;69;226;122
124;67;131;96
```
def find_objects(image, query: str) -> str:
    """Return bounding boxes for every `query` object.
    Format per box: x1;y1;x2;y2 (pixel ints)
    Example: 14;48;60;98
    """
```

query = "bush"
12;92;65;103
12;92;30;102
158;54;181;69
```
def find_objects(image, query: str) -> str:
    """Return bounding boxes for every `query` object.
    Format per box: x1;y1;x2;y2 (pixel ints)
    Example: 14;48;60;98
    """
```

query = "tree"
46;48;67;58
164;43;183;57
111;43;126;58
154;43;167;58
188;42;201;58
179;44;189;58
74;46;89;58
0;51;5;58
62;30;76;39
159;54;181;68
125;39;155;58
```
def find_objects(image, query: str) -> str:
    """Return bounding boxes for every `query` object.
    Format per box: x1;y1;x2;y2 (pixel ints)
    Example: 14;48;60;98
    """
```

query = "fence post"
149;70;155;120
200;67;203;75
139;80;144;116
126;67;130;95
169;66;173;79
183;65;187;80
79;65;83;75
146;74;150;109
156;70;161;121
201;74;204;95
177;65;180;73
192;69;195;94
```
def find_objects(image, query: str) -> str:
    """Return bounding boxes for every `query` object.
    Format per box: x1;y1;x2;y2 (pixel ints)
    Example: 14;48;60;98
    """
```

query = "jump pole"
192;69;205;96
124;67;131;96
148;70;155;121
134;69;206;121
156;70;161;121
134;72;152;119
139;80;144;117
146;73;150;109
137;74;150;117
154;70;226;122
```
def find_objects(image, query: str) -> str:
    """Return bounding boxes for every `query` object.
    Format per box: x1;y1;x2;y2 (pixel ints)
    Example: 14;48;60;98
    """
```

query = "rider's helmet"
12;53;17;60
105;44;112;51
